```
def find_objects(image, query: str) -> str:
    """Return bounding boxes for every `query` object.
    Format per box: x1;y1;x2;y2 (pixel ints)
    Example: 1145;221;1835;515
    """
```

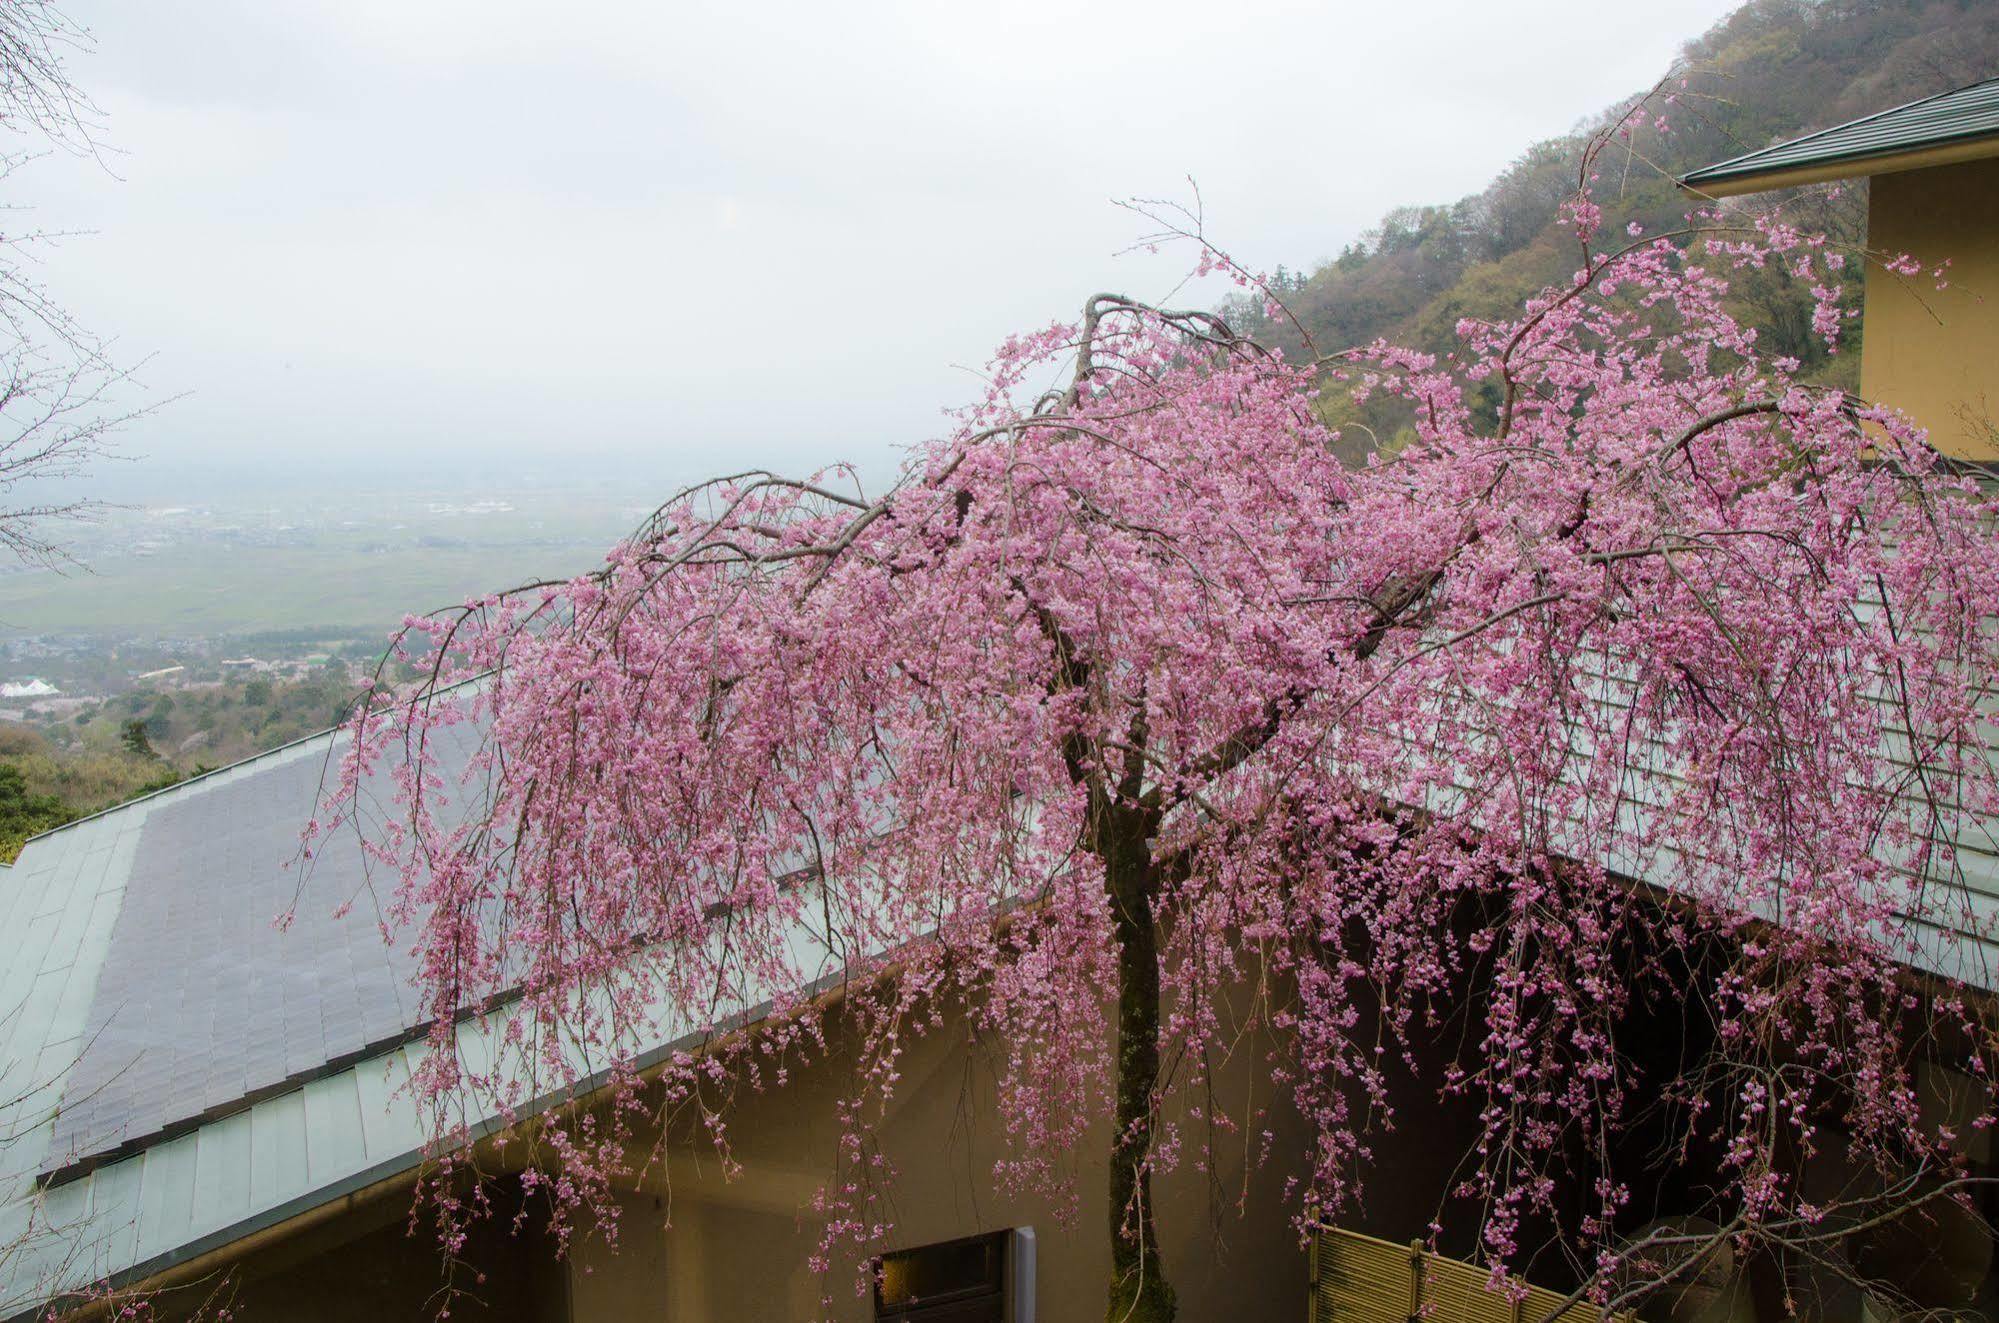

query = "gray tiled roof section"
39;747;415;1173
1682;76;1999;188
0;722;522;1319
26;717;484;1182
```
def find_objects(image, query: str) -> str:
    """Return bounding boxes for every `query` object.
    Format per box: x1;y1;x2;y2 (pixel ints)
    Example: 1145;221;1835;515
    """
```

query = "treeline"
1231;0;1999;461
0;725;180;860
86;661;362;765
0;665;367;861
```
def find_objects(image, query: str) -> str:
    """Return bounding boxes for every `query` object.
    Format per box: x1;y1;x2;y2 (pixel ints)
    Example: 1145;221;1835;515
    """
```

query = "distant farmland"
0;490;640;640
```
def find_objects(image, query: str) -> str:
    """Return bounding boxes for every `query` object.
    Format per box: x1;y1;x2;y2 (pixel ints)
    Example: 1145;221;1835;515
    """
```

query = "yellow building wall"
161;1193;571;1322
149;982;1519;1322
1863;156;1999;459
565;1004;1318;1323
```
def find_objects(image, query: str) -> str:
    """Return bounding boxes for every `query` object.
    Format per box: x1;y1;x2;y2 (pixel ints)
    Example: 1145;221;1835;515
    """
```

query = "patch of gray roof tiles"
1682;75;1999;187
36;721;484;1184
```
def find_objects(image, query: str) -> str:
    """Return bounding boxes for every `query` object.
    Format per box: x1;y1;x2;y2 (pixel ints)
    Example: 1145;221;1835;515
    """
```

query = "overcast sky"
29;0;1742;496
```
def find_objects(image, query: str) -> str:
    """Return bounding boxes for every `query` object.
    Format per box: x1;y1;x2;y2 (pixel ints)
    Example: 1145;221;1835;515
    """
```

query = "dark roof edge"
1682;82;1962;183
1683;124;1999;187
10;970;807;1323
37;1020;438;1191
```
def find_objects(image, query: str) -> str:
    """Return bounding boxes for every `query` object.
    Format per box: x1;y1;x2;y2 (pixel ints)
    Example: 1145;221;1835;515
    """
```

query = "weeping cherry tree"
316;148;1999;1322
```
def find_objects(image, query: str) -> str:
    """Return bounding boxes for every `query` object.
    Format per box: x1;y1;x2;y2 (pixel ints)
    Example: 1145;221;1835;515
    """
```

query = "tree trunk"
1103;808;1176;1323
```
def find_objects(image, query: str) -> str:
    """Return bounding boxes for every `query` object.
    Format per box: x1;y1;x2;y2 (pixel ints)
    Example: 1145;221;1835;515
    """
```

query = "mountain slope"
1245;0;1999;458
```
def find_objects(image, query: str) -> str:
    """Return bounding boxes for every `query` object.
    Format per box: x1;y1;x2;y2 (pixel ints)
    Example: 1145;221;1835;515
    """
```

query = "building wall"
564;1002;1318;1323
149;988;1577;1321
1863;156;1999;459
174;985;1982;1320
162;1190;571;1323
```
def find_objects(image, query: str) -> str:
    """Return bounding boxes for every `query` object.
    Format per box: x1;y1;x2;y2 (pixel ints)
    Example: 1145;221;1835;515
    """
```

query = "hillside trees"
0;759;69;853
0;719;189;861
323;111;1999;1321
1239;0;1999;460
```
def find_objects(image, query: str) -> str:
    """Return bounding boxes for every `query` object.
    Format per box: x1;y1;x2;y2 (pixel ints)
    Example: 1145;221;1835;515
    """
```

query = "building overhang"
1681;132;1999;197
1680;75;1999;197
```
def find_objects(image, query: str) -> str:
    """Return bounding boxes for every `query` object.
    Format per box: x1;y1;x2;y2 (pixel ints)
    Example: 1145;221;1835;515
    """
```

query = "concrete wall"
1863;156;1999;459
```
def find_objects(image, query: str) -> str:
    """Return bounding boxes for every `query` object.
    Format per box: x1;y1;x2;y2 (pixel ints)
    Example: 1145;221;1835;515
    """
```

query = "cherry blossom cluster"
315;177;1999;1308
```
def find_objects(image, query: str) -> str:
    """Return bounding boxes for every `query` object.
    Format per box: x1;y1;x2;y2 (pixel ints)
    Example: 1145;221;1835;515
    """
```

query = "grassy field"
0;487;644;641
0;540;612;639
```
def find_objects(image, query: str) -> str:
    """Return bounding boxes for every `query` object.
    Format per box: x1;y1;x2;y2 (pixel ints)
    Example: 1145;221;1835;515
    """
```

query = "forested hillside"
1235;0;1999;459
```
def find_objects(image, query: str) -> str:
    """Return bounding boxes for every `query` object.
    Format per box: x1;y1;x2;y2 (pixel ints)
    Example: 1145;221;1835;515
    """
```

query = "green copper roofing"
1682;75;1999;191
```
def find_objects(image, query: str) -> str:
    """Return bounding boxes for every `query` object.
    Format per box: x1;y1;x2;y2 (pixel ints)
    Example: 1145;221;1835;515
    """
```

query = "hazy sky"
29;0;1742;495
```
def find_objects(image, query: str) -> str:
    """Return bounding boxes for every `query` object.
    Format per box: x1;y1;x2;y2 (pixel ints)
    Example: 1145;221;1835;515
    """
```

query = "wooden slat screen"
1308;1226;1614;1323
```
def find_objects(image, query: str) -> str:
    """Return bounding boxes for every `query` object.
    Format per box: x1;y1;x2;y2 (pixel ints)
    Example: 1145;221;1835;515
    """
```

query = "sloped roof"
2;649;1998;1314
0;734;439;1316
1681;76;1999;196
42;741;433;1182
0;723;820;1319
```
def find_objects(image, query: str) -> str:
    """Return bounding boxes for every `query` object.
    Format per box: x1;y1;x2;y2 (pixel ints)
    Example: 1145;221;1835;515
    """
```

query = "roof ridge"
9;722;342;851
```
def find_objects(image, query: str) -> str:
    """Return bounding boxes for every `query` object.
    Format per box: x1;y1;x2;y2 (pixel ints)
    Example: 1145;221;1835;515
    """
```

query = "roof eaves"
1679;76;1999;194
1683;83;1960;183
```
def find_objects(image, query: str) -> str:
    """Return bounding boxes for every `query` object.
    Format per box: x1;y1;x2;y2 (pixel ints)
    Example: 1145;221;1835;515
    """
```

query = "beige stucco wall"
566;1004;1318;1322
144;979;1520;1322
132;982;1391;1322
1863;156;1999;459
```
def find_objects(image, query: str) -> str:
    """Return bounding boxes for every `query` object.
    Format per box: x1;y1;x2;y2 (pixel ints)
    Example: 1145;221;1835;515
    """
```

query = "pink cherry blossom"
317;175;1999;1319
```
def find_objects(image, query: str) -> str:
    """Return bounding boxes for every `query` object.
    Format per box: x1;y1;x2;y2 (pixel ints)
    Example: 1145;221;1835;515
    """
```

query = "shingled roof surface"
0;724;501;1316
0;721;747;1320
1682;75;1999;190
41;743;430;1182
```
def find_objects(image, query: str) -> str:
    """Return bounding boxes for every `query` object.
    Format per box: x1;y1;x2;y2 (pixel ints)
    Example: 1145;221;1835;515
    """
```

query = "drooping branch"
315;185;1999;1323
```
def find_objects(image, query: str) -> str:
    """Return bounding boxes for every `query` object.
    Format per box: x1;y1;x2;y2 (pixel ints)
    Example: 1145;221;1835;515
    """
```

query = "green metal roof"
1681;75;1999;193
3;649;1998;1314
0;722;829;1320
